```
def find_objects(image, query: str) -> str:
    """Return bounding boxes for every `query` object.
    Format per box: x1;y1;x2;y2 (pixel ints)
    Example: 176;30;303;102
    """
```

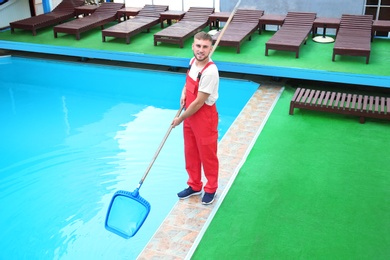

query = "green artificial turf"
192;87;390;259
1;22;389;76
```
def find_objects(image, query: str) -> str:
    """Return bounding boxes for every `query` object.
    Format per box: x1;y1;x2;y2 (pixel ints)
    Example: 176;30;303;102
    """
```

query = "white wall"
0;0;30;28
35;0;43;15
51;0;62;10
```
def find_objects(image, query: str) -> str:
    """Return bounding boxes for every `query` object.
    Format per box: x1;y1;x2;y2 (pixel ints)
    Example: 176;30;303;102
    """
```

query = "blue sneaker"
202;192;216;205
177;186;202;199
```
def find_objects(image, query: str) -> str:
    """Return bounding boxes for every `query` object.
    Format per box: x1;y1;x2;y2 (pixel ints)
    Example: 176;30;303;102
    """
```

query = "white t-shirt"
188;58;219;106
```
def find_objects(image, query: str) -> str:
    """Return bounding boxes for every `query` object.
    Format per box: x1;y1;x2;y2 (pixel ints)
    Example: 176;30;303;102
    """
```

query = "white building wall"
0;0;30;28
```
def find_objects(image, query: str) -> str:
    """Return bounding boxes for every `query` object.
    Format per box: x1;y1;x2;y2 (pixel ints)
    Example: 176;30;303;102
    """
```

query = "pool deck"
0;39;389;88
0;21;389;88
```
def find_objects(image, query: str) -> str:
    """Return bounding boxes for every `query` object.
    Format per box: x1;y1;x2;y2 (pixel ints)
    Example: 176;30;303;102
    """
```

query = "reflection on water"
62;96;71;136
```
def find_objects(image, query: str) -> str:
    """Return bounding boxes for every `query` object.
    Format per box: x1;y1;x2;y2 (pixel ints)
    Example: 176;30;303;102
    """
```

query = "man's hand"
172;116;183;128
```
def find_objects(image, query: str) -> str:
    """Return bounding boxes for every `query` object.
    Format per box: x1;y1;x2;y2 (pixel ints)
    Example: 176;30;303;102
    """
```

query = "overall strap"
187;58;196;73
197;61;215;82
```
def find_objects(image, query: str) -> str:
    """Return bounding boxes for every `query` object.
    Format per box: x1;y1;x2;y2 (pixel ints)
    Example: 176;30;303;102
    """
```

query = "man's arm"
172;91;209;127
180;86;186;108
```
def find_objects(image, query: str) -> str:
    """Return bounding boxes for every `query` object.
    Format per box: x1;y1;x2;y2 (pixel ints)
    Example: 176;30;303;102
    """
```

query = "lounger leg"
332;52;335;62
54;31;57;38
265;47;268;56
359;116;365;124
289;104;295;115
102;35;105;42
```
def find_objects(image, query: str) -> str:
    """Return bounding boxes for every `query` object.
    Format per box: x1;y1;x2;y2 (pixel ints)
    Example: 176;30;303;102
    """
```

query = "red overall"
184;59;219;193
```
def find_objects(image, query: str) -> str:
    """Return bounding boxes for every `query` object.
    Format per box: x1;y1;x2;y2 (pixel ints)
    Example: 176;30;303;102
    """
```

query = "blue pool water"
0;56;258;259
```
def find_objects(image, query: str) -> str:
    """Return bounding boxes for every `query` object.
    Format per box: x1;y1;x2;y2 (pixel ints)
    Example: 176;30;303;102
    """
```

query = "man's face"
192;38;212;62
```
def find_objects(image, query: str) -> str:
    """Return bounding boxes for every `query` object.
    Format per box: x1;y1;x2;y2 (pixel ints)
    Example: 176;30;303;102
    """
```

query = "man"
172;31;219;205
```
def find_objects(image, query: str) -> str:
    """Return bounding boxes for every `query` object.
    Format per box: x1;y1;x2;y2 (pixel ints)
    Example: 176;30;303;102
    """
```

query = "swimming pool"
0;56;258;259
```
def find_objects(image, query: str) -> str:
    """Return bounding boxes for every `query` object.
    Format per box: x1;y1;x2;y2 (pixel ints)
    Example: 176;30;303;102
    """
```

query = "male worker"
172;31;219;205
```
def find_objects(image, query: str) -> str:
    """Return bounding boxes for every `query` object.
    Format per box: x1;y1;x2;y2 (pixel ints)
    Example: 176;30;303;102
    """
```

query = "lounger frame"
154;7;215;48
290;87;390;124
211;9;264;53
102;5;169;44
332;14;373;64
265;12;316;58
53;2;124;40
10;0;84;36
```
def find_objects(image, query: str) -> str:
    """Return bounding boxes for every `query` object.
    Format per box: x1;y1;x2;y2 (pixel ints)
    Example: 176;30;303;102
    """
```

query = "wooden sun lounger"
53;2;124;40
9;0;84;36
154;7;215;48
102;5;169;44
265;12;316;58
289;87;390;124
211;9;264;53
332;14;373;64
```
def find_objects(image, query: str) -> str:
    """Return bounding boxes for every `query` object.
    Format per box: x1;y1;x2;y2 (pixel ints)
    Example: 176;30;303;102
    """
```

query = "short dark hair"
194;31;213;43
